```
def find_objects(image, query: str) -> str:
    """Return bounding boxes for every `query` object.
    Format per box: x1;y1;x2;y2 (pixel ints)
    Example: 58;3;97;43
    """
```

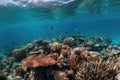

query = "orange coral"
22;54;56;68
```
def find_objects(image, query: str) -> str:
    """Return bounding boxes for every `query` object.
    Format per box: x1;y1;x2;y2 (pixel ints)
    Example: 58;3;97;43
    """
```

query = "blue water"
0;0;120;54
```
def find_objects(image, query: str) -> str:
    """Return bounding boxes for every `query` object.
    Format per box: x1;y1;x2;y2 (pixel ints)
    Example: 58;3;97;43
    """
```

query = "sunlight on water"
0;0;75;7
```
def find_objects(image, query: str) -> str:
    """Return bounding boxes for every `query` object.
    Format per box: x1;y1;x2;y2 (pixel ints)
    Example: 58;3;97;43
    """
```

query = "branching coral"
75;59;120;80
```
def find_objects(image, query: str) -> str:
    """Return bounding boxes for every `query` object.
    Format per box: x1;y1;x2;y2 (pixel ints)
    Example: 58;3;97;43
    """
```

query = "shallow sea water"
0;0;120;54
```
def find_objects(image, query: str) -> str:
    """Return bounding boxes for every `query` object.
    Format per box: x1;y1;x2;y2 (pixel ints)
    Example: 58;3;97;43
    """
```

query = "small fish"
47;33;51;36
57;31;60;34
65;32;69;35
11;41;15;45
50;27;54;30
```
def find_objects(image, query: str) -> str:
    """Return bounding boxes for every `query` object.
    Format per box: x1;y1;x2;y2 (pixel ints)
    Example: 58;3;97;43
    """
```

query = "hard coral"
15;66;25;78
68;54;79;70
63;37;76;47
84;40;95;47
12;49;26;62
0;70;7;80
71;47;83;55
25;39;51;55
33;39;49;47
22;54;56;68
61;49;70;57
75;60;120;80
51;42;62;53
72;34;85;45
83;37;111;52
54;71;68;80
62;45;69;50
49;53;59;60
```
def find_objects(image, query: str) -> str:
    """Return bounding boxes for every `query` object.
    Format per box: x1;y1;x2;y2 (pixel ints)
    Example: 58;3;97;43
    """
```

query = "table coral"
22;54;56;68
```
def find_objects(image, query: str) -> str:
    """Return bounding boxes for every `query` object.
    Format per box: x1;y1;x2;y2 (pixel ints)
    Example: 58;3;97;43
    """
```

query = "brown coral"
22;54;56;68
15;66;25;78
63;37;76;47
51;42;62;53
84;40;95;47
75;59;120;80
71;47;83;55
68;54;79;70
12;49;26;62
61;49;70;57
62;45;69;50
49;53;59;60
54;71;68;80
79;51;90;60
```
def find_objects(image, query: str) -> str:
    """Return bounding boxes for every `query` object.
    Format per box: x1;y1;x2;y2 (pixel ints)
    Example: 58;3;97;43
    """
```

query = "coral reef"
83;37;111;51
2;34;120;80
